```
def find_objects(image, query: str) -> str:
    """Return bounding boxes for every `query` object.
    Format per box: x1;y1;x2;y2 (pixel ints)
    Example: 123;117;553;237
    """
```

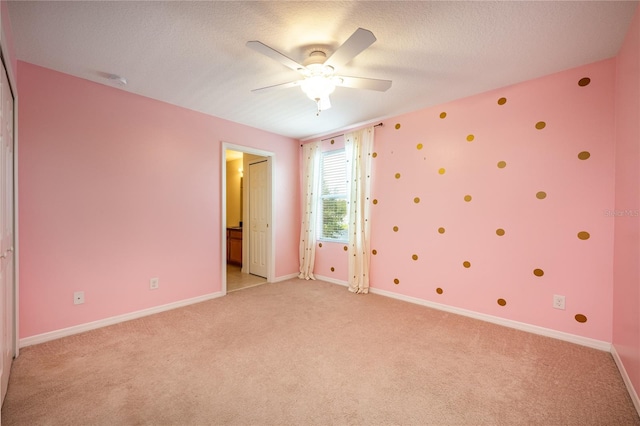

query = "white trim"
11;95;18;358
368;287;611;351
314;275;348;287
19;292;224;348
221;143;276;294
310;277;612;351
612;344;640;415
271;272;299;283
220;147;228;295
0;42;18;359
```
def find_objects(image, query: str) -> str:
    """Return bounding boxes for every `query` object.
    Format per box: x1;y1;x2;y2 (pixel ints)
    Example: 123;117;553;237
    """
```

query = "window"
318;149;348;242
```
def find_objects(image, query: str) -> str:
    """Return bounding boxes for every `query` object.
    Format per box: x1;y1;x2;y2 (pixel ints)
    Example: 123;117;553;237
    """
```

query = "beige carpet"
2;279;639;425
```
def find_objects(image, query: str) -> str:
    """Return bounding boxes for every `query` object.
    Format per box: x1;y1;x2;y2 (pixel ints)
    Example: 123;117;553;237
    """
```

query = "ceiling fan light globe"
300;76;336;101
321;65;335;77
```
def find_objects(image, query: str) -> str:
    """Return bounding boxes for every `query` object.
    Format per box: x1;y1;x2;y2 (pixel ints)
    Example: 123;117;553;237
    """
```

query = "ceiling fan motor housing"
303;51;334;76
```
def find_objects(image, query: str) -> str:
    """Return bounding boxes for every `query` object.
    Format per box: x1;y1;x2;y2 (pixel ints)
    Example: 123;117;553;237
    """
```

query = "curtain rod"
318;122;384;142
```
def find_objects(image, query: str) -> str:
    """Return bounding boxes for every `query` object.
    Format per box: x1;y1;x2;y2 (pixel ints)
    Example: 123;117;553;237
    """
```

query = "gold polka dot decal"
533;268;544;277
318;243;323;248
412;254;418;261
330;139;335;145
330;267;335;272
343;245;348;251
463;261;471;268
464;195;472;202
575;314;588;323
439;112;447;119
578;77;591;87
497;161;507;169
436;288;443;295
438;227;445;234
578;151;590;160
393;226;399;232
372;199;378;205
497;298;507;306
417;143;423;150
395;173;401;179
535;121;546;130
497;97;507;105
413;197;420;204
372;249;377;255
496;228;505;236
393;278;400;285
438;168;446;175
372;152;378;158
466;134;475;142
536;191;547;200
395;123;401;130
577;231;590;240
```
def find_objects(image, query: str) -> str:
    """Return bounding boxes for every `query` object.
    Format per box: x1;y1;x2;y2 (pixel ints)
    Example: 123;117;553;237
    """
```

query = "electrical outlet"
150;277;159;290
553;294;565;310
73;291;85;305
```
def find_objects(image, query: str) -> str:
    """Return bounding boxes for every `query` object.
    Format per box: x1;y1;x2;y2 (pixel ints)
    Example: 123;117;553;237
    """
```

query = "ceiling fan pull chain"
316;98;321;116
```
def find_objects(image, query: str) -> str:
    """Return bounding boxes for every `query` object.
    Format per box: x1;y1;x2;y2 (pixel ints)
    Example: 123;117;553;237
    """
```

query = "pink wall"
312;59;617;342
613;4;640;404
18;62;299;338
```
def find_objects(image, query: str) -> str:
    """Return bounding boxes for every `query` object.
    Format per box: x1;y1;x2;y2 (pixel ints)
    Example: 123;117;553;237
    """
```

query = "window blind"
319;149;348;241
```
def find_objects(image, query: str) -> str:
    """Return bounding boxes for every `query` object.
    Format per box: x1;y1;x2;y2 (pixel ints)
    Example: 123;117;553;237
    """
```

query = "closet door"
0;56;14;404
248;160;268;278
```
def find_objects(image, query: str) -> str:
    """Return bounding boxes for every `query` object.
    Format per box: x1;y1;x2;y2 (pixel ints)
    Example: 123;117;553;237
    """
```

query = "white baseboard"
19;277;614;357
272;272;299;283
19;291;224;348
368;287;611;351
19;274;337;348
611;344;640;415
309;276;611;352
313;275;348;286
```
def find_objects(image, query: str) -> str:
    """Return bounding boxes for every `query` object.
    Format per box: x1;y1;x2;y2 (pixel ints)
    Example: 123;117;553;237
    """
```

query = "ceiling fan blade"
335;76;392;92
319;96;331;110
251;80;302;93
246;41;306;74
325;28;377;69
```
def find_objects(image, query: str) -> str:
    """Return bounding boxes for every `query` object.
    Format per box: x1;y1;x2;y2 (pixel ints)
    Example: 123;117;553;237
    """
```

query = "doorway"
222;144;274;294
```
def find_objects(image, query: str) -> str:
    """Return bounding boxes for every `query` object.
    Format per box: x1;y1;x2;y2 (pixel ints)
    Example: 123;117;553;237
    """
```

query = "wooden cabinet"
227;228;242;266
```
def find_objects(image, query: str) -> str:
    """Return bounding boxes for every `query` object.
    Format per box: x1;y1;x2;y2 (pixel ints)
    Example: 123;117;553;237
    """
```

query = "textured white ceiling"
7;1;638;140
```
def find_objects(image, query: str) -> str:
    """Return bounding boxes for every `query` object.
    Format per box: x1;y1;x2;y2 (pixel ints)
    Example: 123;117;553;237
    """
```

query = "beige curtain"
345;127;374;293
298;141;322;280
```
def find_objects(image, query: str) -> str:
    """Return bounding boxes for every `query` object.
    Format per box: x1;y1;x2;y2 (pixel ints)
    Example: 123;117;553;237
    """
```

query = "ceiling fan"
247;28;392;115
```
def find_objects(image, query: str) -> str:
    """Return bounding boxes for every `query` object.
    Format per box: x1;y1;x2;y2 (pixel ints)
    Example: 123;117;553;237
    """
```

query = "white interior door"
248;160;268;278
0;57;14;405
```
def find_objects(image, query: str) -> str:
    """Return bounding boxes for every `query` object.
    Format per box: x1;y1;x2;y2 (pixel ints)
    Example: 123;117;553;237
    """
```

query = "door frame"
0;36;17;408
221;142;275;295
0;35;18;366
1;10;19;363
